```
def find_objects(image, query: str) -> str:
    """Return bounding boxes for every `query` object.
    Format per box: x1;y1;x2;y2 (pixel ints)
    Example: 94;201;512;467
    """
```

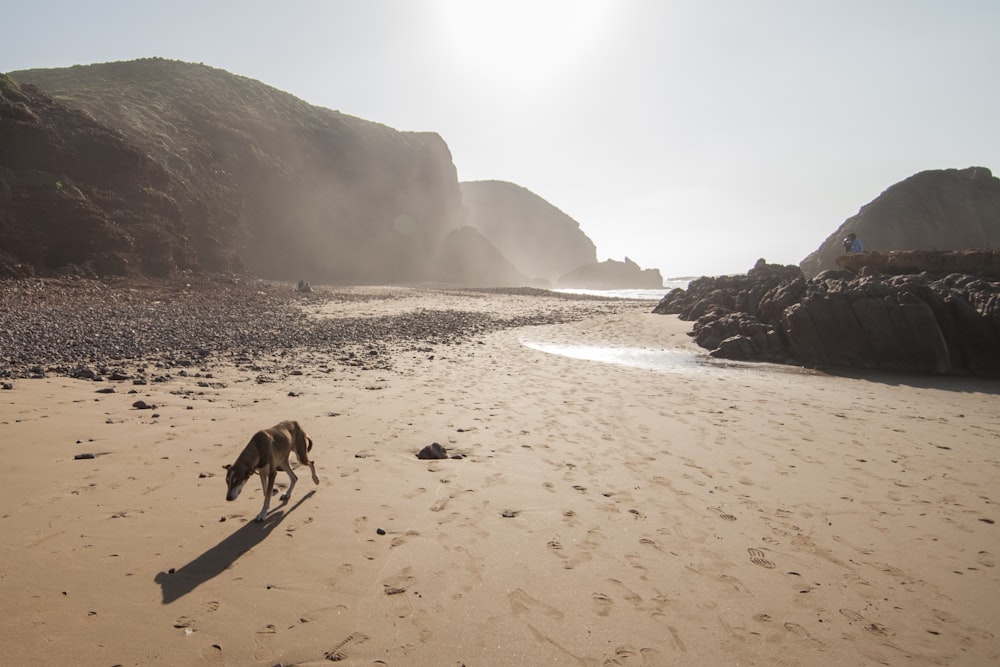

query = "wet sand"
0;284;997;666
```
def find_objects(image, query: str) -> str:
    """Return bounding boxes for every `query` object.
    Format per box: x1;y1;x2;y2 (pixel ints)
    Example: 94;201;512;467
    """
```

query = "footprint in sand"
976;550;995;568
508;588;564;620
783;622;825;648
429;496;451;512
592;592;614;616
839;609;890;636
545;538;590;569
708;506;737;522
324;632;370;662
747;548;776;569
382;567;415;596
390;530;420;549
839;608;864;623
628;509;646;520
607;645;662;665
607;578;643;606
173;615;196;630
639;538;665;552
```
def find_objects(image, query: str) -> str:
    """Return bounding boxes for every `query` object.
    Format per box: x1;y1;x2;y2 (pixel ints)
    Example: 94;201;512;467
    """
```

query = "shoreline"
1;282;997;665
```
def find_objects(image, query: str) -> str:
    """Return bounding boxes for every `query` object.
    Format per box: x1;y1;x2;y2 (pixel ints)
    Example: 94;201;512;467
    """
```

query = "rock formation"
0;72;214;277
800;167;1000;278
432;226;533;286
654;254;1000;377
8;59;465;282
837;249;1000;279
460;180;597;283
557;257;664;289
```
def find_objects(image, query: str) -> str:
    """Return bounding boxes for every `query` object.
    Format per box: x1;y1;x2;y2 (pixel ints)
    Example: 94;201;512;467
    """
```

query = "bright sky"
3;0;998;277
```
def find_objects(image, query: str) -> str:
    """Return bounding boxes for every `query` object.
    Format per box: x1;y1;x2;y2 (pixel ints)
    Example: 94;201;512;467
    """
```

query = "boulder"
416;443;448;460
837;249;1000;279
654;256;1000;376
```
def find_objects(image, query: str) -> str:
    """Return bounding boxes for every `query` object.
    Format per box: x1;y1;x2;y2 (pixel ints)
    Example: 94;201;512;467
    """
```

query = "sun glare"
432;0;612;87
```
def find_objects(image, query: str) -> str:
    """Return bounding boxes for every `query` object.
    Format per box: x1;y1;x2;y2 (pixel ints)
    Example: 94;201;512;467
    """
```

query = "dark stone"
416;442;448;460
655;257;1000;376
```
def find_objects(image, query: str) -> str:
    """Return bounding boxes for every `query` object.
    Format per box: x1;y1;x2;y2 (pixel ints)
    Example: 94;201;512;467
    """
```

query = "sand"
0;287;997;666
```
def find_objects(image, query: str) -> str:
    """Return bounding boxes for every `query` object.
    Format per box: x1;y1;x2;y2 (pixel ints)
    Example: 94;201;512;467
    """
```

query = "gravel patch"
0;276;641;380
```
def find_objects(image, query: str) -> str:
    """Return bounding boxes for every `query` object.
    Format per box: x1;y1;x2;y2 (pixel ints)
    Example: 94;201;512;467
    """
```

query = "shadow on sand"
154;490;315;604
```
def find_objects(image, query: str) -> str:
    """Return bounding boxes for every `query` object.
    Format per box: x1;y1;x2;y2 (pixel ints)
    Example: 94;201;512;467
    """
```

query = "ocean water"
521;340;703;371
554;279;690;301
521;340;815;376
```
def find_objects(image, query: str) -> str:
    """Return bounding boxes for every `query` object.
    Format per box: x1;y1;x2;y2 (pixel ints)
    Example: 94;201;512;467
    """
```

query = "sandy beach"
0;283;997;666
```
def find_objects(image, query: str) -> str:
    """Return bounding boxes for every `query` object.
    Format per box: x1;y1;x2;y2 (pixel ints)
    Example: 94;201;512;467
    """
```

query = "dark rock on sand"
655;256;1000;376
416;443;448;460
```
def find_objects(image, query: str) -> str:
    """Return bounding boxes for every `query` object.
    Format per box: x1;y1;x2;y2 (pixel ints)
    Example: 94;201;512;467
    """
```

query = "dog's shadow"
154;490;315;604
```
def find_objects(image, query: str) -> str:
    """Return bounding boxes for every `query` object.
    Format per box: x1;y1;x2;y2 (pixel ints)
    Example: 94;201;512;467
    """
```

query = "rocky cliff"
460;180;597;283
432;226;533;286
655;253;1000;377
800;167;1000;278
0;72;214;277
557;257;664;289
7;59;466;282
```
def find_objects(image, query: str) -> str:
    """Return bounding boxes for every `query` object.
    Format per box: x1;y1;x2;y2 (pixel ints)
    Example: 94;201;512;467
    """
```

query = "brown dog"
224;420;319;522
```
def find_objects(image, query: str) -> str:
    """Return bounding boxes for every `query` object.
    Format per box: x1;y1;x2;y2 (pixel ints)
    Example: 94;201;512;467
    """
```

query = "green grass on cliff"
0;73;28;103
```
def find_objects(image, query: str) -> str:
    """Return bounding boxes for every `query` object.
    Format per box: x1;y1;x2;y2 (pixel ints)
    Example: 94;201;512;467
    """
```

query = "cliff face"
460;180;597;283
433;226;532;286
8;59;466;282
800;167;1000;278
0;72;215;277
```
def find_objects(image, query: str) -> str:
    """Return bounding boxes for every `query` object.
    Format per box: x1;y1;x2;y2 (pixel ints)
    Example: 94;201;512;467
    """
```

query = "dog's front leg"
255;468;275;522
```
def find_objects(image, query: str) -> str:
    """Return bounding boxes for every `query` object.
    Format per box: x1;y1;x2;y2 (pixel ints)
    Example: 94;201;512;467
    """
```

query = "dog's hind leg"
297;436;320;485
280;457;298;502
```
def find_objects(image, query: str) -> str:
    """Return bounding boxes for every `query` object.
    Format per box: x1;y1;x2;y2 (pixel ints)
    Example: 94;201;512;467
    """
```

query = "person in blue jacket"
842;232;864;253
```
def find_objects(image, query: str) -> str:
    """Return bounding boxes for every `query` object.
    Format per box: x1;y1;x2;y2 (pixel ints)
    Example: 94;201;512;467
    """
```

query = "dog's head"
223;464;251;501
